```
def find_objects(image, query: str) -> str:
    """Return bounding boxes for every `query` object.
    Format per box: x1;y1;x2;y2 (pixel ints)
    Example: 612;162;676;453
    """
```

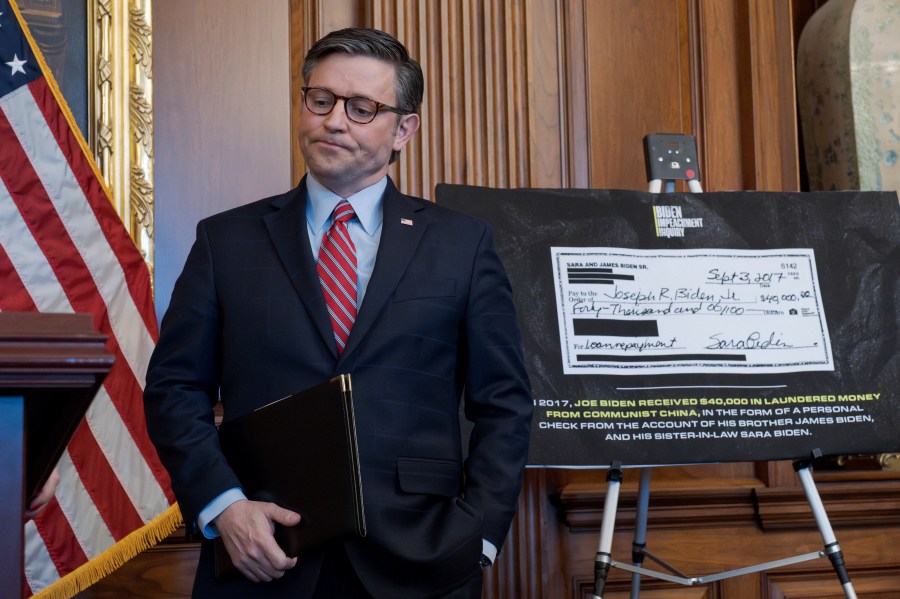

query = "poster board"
436;187;900;467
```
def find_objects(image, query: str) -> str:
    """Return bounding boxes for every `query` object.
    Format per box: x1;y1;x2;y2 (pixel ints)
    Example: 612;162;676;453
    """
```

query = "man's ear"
392;113;420;152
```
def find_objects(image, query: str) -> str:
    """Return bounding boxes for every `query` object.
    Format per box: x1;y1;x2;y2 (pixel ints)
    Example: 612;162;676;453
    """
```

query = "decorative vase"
797;0;900;191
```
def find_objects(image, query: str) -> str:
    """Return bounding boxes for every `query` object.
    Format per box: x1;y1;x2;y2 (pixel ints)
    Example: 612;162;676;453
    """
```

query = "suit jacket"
144;177;533;598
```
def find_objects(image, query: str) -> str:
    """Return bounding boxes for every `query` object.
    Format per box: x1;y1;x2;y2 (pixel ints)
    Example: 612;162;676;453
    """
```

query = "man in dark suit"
144;27;533;598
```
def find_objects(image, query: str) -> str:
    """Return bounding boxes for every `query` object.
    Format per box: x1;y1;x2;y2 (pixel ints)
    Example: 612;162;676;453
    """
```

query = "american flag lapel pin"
400;218;414;226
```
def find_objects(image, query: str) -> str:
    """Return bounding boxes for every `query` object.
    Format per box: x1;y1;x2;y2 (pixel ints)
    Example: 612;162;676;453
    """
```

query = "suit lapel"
263;179;338;357
340;179;429;362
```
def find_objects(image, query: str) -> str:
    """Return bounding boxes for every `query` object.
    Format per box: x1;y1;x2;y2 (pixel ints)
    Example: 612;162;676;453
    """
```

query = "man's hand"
214;499;301;582
25;468;61;520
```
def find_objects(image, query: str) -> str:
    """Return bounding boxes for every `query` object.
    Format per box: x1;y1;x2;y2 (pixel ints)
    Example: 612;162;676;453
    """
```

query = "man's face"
298;53;419;198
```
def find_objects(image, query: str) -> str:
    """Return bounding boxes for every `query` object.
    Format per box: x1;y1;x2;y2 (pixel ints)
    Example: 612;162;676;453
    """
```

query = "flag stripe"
0;173;67;312
24;519;61;590
0;142;171;523
1;100;165;492
1;83;173;499
0;154;170;590
49;451;114;564
4;81;156;386
0;241;37;310
0;165;168;519
0;179;144;565
85;386;170;522
28;499;86;582
29;77;158;339
0;103;99;311
66;420;145;538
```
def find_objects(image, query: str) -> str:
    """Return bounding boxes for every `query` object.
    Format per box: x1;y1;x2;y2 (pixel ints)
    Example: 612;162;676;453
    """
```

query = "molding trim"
754;481;900;531
556;479;900;532
555;483;758;531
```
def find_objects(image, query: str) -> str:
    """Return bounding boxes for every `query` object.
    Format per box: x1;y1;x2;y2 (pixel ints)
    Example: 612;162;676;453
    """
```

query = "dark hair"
303;28;423;114
303;29;423;162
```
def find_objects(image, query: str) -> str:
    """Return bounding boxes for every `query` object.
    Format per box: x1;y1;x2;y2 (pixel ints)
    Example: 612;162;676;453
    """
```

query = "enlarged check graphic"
551;248;834;375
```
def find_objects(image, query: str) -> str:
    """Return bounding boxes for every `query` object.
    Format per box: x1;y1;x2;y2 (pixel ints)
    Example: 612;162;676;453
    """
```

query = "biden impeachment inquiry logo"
653;205;704;238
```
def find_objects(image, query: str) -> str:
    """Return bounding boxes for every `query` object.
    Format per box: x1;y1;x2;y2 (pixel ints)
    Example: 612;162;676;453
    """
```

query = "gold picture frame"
91;0;154;271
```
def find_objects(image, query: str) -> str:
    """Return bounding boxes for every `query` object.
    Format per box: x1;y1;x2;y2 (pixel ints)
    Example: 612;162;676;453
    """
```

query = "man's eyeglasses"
301;87;408;124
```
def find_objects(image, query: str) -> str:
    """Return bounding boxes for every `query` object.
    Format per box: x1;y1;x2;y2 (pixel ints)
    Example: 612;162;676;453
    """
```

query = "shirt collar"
306;173;386;237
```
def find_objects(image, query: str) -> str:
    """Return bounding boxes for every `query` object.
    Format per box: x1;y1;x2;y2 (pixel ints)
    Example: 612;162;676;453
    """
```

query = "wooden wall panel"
767;570;900;599
744;0;800;191
153;0;292;321
526;0;565;187
691;0;800;192
560;0;589;187
368;0;564;198
693;0;751;192
559;503;900;599
582;0;693;191
482;468;547;598
290;0;801;197
75;543;198;598
576;0;799;194
553;469;900;599
317;0;800;198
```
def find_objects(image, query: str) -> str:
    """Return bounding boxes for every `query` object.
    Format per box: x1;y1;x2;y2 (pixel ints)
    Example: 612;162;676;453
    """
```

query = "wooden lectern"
0;313;113;590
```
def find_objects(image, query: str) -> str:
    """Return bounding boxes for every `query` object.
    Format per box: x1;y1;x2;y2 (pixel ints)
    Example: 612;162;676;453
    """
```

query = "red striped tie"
317;200;357;354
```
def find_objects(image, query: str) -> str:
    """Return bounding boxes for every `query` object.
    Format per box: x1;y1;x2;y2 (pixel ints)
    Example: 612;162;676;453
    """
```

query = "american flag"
0;2;178;596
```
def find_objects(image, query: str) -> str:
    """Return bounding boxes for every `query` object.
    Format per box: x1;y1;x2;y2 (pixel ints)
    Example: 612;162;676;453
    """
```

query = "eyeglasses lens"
305;89;379;124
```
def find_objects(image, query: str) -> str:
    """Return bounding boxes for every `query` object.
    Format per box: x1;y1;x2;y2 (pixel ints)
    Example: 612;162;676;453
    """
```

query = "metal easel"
592;451;856;599
590;135;858;599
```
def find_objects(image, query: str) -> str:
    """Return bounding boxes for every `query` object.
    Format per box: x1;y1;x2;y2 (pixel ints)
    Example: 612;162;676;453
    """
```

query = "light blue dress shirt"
305;173;384;305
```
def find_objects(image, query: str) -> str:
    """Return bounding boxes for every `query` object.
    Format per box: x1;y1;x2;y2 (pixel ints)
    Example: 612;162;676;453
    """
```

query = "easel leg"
629;468;651;599
594;463;623;599
794;452;858;599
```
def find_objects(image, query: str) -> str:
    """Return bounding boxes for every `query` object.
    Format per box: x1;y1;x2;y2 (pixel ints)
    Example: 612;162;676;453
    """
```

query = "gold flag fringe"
32;503;183;599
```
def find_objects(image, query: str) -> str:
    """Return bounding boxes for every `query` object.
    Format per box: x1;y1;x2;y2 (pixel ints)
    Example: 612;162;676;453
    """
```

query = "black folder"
215;374;365;577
